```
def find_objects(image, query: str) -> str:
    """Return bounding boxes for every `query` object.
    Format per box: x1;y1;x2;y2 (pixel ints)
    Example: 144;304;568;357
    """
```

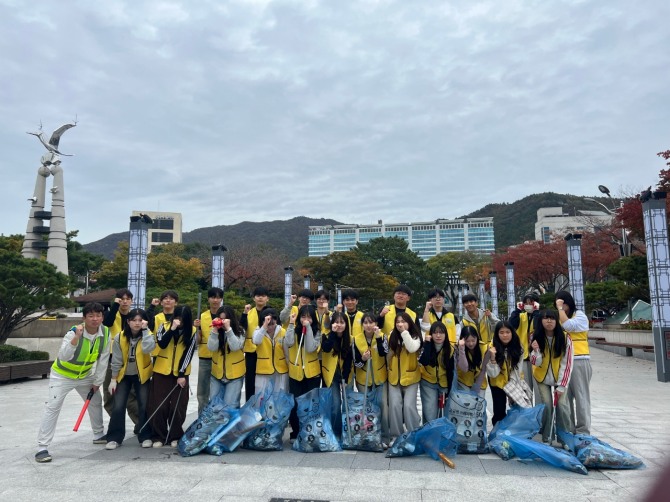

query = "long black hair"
214;305;243;353
296;304;319;342
426;321;453;370
492;320;522;370
123;308;148;340
460;325;482;371
173;305;194;348
532;309;567;357
389;312;422;354
328;311;352;358
554;291;577;318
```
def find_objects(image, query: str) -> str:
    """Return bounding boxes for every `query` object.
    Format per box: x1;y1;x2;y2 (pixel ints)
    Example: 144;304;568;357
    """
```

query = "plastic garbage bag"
205;395;265;455
489;404;545;442
505;435;588;475
341;386;383;452
242;388;294;451
386;417;458;463
557;429;645;469
292;387;341;453
178;388;237;457
446;387;488;454
489;435;516;461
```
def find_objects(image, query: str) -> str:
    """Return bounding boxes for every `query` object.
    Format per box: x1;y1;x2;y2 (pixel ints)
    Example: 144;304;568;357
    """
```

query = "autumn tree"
223;243;286;295
426;251;492;306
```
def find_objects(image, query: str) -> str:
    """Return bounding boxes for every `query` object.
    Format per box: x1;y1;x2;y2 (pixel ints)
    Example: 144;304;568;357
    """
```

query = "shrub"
0;345;49;363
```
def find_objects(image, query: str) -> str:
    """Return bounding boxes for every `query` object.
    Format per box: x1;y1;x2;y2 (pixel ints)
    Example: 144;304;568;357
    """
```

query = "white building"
131;210;182;252
535;207;611;243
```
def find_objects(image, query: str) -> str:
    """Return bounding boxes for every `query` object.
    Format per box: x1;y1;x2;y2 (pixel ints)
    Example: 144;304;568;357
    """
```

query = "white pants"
388;382;420;437
37;372;104;451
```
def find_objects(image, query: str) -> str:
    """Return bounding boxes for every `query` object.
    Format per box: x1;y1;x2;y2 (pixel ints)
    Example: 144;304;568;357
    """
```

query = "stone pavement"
0;347;668;502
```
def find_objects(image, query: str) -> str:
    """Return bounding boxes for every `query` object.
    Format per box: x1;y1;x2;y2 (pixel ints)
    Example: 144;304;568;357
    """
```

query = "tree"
354;237;434;298
426;251;492;306
223;244;286;295
67;231;105;293
0;248;72;344
607;255;650;303
493;239;568;294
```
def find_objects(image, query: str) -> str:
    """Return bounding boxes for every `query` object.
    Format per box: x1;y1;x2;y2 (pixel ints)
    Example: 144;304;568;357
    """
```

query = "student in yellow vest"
315;289;332;335
102;289;139;429
284;304;322;440
387;312;423;439
148;304;196;448
353;312;390;447
510;293;541;401
456;326;490;397
420;288;459;344
206;305;245;407
339;289;364;340
240;286;270;400
486;321;524;425
193;287;223;414
419;321;455;423
321;311;354;438
35;302;110;463
377;285;417;336
555;291;591;434
148;290;179;341
252;307;289;395
530;309;574;444
280;289;314;329
461;293;499;344
104;308;155;450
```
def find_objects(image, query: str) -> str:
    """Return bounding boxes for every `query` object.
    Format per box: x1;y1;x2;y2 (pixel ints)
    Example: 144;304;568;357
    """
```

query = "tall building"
535;207;611;243
131;210;182;252
308;218;495;259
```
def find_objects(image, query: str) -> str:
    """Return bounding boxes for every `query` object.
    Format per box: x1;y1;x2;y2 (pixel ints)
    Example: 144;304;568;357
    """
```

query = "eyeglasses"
541;316;557;320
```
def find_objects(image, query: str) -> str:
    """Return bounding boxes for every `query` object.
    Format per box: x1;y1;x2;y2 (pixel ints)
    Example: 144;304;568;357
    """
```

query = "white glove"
108;379;117;395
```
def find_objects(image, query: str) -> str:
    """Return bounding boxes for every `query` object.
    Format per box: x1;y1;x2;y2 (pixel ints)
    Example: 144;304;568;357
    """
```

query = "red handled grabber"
73;388;95;431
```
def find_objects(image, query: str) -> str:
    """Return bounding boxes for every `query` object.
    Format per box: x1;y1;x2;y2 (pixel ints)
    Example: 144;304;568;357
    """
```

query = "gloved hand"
108;379;117;395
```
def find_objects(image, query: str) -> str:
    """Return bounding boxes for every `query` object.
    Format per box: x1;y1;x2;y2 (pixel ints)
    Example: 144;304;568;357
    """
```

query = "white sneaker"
141;440;152;448
152;441;163;448
170;440;179;448
105;441;119;450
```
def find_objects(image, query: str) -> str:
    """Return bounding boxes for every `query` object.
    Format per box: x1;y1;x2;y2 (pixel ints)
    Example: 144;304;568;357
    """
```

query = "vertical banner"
457;285;464;318
565;234;585;312
478;280;486;306
128;215;151;309
211;244;226;291
505;261;515;317
284;266;293;308
489;271;499;317
640;191;670;382
303;275;311;289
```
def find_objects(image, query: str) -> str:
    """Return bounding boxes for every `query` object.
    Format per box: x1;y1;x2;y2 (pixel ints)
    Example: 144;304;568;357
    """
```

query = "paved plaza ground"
0;347;668;502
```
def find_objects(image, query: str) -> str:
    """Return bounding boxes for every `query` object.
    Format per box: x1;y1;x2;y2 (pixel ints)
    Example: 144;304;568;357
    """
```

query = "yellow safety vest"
425;311;458;344
387;346;421;387
287;330;321;381
565;329;589;356
532;337;563;383
381;306;417;337
322;344;353;387
116;333;153;384
462;315;494;345
517;312;533;359
353;333;387;386
456;342;489;390
198;310;215;358
255;328;288;375
211;334;246;380
420;343;452;387
152;327;195;377
345;311;364;340
52;327;109;379
244;308;262;353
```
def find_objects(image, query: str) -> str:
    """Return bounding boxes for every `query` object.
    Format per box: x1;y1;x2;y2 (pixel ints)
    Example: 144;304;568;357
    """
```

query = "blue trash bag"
292;387;342;453
341;386;383;452
178;388;237;457
205;394;265;455
505;435;588;475
242;388;294;451
489;404;545;442
386;417;458;461
489;435;516;461
557;429;645;469
446;386;489;454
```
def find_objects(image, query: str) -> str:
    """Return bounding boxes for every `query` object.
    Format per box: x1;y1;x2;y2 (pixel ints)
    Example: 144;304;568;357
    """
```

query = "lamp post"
128;214;152;309
211;244;227;290
457;285;464;318
505;262;515;317
565;233;586;312
587;185;630;256
284;266;293;308
303;275;311;290
489;271;499;317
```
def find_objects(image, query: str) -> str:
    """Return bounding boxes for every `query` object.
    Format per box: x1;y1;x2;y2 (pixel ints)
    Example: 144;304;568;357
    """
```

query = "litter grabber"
547;388;560;443
73;388;95;431
341;380;353;446
139;382;180;433
166;385;184;444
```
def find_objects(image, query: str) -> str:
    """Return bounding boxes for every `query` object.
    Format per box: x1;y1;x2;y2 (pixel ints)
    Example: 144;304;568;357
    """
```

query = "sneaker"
170;440;179;448
381;442;389;450
152;441;163;448
35;450;52;463
133;424;140;435
141;440;153;448
92;435;107;444
105;441;119;450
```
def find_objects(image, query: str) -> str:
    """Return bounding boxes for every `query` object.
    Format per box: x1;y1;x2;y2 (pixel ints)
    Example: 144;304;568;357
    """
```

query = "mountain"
83;216;342;261
461;192;614;250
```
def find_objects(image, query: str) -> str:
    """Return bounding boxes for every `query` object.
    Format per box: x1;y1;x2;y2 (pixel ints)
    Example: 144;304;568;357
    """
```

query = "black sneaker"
92;435;107;444
35;450;52;463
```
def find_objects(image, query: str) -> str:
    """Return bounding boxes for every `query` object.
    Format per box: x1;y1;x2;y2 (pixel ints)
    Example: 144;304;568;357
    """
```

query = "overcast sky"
1;0;669;244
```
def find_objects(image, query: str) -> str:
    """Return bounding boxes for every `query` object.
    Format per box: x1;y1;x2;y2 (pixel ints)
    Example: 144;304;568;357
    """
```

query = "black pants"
106;375;150;444
244;352;257;401
490;385;508;426
147;373;189;443
288;376;321;438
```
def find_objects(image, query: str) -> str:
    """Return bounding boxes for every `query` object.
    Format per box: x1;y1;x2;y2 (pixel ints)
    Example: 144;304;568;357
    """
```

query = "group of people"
35;284;592;462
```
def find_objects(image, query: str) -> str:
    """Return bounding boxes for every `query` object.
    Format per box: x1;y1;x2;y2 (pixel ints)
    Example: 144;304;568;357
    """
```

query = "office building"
131;210;182;252
535;207;611;243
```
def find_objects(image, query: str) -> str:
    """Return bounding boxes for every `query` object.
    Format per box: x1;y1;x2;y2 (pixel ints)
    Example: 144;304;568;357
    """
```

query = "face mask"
524;305;534;313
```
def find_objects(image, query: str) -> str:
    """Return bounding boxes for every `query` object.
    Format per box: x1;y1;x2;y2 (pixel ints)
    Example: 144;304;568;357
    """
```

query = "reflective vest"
425;311;458;344
211;333;246;380
532;337;563;383
244;308;262;353
462;315;494;345
153;327;195;376
353;333;387;386
110;313;124;341
198;310;215;359
287;331;321;381
116;334;153;384
345;311;364;340
517;312;533;359
282;305;299;330
52;326;109;379
381;305;417;337
387;345;421;387
565;329;589;356
255;328;288;375
420;343;452;387
456;342;489;390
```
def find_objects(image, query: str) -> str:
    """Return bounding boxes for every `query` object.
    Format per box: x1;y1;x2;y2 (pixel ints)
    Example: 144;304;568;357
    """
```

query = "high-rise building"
131;211;182;252
308;218;495;259
535;207;611;243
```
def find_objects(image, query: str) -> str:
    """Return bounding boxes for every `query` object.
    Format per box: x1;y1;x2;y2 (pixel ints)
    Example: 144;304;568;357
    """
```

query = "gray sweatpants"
388;382;420;437
566;358;592;434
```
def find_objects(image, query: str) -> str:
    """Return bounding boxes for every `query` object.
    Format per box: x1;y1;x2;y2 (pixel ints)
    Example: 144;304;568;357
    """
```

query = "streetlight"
587;184;630;256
